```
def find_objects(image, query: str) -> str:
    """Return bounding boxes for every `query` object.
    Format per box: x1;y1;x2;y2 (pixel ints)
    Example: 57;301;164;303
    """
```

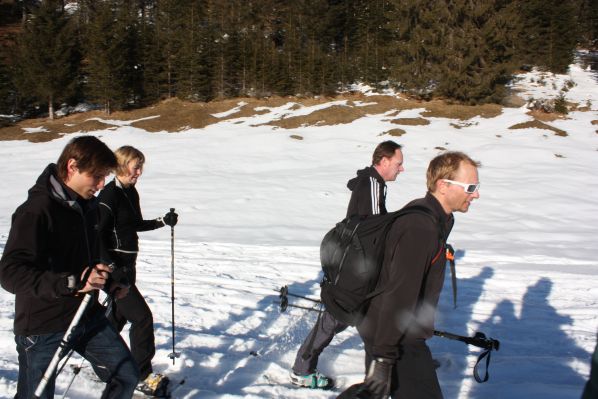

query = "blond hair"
426;151;481;192
114;146;145;176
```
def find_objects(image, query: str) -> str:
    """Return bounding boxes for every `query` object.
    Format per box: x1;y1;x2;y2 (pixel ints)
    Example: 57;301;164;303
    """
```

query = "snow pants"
108;252;156;381
292;310;348;375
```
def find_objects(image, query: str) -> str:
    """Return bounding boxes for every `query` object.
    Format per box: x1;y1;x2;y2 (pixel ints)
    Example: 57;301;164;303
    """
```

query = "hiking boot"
290;371;334;389
136;373;170;397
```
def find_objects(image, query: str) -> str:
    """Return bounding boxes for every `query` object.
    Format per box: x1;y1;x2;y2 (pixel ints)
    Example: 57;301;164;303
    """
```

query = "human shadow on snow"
154;276;331;397
468;277;589;398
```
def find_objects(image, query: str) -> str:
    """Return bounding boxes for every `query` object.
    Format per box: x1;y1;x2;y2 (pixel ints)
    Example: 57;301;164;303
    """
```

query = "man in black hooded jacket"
290;141;404;389
0;136;139;399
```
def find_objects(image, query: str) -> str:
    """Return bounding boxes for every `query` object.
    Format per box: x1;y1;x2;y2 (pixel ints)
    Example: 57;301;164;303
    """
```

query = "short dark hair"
372;140;402;165
56;136;117;180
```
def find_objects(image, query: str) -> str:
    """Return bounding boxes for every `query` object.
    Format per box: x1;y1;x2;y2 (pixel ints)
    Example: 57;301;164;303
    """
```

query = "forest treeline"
0;0;596;119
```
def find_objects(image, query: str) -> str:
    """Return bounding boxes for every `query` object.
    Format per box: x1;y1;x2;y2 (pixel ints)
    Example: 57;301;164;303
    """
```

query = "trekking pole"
167;208;180;365
34;293;92;398
433;330;500;383
59;295;113;398
277;285;323;313
60;357;85;399
278;285;321;303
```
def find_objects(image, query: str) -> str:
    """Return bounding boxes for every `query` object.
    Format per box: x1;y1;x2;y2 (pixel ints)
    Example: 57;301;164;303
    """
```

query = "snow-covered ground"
0;61;597;398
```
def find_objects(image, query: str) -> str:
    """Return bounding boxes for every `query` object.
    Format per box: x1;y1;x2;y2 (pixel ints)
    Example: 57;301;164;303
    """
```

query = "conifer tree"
175;1;214;101
0;54;16;117
386;0;451;99
439;0;520;103
84;1;135;114
578;0;598;48
13;0;79;119
519;0;579;73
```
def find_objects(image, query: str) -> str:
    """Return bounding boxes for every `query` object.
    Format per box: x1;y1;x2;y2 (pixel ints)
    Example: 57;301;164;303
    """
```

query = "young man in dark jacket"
350;151;481;399
0;136;139;399
290;141;404;389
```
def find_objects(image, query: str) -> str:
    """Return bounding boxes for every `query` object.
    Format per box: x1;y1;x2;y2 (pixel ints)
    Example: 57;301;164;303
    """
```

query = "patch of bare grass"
380;128;406;137
421;100;502;120
591;120;598;125
527;109;569;122
509;120;568;137
390;117;430;126
267;104;365;128
0;92;522;142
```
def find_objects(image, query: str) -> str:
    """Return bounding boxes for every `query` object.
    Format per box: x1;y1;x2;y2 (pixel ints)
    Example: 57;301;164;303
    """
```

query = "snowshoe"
290;370;334;390
136;373;170;397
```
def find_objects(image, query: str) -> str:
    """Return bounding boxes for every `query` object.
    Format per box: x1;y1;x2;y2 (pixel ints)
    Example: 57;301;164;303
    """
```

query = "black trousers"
364;339;443;399
108;253;155;381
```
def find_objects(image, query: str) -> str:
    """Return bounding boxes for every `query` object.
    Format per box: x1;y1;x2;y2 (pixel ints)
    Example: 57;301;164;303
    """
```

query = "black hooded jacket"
0;164;103;336
346;166;387;218
357;193;454;360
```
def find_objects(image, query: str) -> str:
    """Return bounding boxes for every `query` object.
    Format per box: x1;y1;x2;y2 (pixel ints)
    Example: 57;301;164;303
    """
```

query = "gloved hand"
163;209;178;227
363;358;393;399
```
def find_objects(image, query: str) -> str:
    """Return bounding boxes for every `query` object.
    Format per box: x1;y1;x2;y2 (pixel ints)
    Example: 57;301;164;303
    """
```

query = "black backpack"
319;204;446;326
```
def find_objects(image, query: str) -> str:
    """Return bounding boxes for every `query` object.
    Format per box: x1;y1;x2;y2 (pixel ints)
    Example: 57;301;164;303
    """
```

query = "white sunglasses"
442;179;480;194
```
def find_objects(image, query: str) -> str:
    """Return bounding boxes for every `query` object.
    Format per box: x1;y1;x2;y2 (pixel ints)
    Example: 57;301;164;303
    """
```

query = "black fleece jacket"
0;164;103;336
357;192;454;360
97;178;163;265
346;166;387;218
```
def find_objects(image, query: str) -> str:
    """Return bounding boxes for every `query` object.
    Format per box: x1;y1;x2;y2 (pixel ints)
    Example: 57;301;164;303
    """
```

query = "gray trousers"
292;310;348;375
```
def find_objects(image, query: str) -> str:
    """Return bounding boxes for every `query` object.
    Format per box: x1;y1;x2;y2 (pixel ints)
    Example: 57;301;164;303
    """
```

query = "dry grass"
527;109;569;122
266;104;363;128
509;120;568;137
390;117;430;126
421;100;503;119
591;120;598;125
2;92;574;143
381;128;406;137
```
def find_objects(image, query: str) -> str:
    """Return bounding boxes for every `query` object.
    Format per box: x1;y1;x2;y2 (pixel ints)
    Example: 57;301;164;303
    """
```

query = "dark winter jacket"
0;164;103;336
346;166;387;218
357;192;454;360
97;178;163;265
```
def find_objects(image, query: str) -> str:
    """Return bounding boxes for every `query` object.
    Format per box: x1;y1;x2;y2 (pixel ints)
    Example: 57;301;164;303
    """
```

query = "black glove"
362;358;393;399
163;209;178;227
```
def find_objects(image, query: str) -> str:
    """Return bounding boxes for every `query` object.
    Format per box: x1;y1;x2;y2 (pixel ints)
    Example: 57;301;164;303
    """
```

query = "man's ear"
435;179;448;195
65;158;77;180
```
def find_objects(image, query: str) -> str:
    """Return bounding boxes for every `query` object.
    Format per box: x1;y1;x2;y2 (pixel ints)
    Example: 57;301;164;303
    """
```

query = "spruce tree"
0;53;16;117
13;0;79;119
175;1;214;101
519;0;579;73
439;0;521;103
83;1;133;114
386;0;451;99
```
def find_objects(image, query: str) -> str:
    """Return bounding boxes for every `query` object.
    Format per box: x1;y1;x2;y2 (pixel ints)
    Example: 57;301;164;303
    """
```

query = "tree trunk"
48;95;54;120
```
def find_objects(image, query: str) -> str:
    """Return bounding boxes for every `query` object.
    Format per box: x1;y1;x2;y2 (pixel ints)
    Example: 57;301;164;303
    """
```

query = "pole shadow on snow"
467;277;588;398
430;256;495;399
154;276;327;397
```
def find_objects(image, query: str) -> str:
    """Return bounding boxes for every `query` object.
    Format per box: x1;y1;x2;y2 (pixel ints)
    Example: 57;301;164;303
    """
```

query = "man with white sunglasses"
352;151;481;399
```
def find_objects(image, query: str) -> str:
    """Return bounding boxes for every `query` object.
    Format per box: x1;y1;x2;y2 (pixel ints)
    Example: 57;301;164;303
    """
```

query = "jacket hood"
347;166;383;191
29;163;80;211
